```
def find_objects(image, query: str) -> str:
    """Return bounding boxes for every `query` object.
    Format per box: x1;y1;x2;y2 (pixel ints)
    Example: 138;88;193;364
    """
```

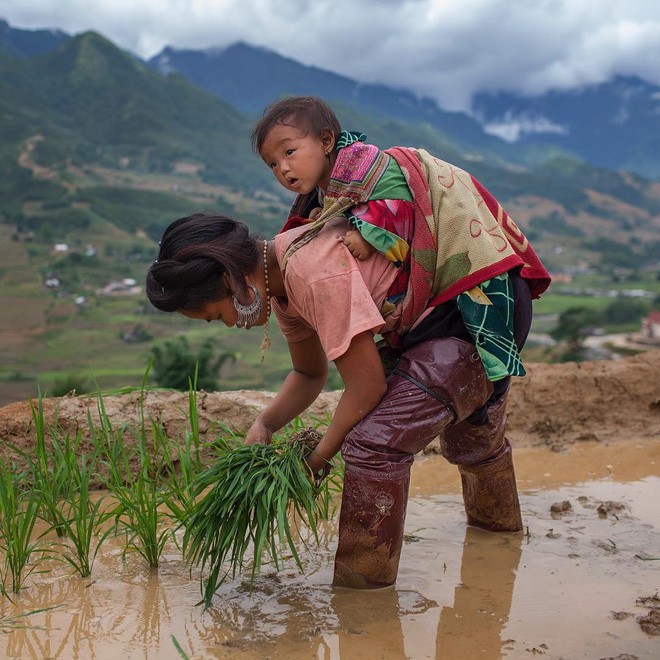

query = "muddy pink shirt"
272;217;399;361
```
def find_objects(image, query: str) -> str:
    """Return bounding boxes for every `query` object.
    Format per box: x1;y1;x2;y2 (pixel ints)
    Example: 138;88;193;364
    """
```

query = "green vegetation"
182;426;340;607
0;26;659;405
149;336;236;391
0;458;46;594
0;384;341;603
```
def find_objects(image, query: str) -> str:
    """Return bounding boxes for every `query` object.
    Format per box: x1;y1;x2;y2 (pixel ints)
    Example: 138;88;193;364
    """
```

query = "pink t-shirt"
272;217;399;361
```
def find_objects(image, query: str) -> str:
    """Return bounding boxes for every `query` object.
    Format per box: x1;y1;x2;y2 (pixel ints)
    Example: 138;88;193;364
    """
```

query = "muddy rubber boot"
335;338;494;588
458;440;523;532
333;465;410;589
442;390;523;532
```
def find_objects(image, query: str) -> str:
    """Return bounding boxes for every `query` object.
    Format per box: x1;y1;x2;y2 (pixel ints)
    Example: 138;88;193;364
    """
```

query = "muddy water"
1;440;658;659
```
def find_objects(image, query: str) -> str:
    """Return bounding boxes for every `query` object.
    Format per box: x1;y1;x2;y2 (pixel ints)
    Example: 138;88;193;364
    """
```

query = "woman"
146;204;548;589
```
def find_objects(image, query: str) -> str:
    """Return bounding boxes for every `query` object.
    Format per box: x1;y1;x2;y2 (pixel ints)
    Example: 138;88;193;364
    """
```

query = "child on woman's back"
251;95;551;386
251;96;410;265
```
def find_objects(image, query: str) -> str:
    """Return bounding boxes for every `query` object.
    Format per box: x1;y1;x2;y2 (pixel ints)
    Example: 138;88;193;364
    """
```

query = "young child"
251;96;551;384
251;96;410;267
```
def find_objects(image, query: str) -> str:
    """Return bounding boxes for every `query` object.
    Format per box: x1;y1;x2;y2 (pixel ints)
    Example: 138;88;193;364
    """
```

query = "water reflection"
1;461;658;659
435;527;522;659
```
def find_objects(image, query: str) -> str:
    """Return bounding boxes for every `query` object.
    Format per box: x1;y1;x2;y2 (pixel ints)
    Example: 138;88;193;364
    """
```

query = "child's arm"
343;229;374;261
348;199;412;266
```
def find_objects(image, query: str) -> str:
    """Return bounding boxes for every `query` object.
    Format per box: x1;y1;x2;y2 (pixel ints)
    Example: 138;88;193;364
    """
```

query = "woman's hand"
244;419;273;445
243;334;328;446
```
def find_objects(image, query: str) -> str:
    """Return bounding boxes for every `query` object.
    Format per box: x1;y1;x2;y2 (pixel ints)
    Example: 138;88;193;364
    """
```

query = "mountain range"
148;43;660;181
3;17;660;180
0;18;659;277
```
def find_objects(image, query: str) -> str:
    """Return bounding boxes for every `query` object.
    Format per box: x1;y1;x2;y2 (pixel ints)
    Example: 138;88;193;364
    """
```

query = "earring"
233;284;262;328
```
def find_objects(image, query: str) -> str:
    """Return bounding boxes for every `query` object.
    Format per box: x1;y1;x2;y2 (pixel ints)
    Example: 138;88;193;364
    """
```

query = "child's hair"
146;212;261;312
251;96;342;154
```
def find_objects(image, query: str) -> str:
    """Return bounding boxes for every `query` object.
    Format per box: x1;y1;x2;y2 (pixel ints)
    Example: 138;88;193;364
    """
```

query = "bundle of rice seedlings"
182;428;336;606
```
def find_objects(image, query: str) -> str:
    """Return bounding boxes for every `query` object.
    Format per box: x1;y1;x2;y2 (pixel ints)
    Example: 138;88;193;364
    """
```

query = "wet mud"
1;439;658;659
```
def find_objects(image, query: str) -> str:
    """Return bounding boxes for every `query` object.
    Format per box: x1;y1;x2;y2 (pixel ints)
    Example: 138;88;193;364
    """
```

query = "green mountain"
0;18;69;58
3;31;659;246
0;30;658;407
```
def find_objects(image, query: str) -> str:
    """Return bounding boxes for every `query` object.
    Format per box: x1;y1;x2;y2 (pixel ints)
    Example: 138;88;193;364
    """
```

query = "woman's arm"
245;332;329;444
306;330;387;474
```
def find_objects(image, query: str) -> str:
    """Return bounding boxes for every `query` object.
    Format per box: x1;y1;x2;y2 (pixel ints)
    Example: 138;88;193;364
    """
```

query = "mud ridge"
1;351;659;460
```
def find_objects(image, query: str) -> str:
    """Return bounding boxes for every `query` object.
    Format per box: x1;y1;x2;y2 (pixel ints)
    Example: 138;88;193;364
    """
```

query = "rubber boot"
441;391;523;532
334;338;494;588
333;465;410;589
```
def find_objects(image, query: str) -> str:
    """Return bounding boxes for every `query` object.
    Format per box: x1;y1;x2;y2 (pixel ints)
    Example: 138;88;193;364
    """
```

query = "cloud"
483;113;568;143
3;0;660;112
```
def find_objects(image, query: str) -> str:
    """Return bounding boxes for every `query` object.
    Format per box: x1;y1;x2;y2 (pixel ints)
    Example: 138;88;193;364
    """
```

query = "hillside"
0;29;659;406
4;17;660;180
2;32;658;265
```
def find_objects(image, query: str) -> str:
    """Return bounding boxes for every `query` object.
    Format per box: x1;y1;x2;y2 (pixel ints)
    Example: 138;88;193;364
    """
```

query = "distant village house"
96;278;142;297
641;311;660;342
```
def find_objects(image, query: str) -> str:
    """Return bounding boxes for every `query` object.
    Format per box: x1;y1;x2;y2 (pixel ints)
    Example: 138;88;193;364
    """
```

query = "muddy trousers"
333;337;523;589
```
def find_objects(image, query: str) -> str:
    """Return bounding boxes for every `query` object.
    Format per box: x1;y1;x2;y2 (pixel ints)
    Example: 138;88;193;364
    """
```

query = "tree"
149;336;235;391
602;297;650;326
51;373;91;397
550;306;602;360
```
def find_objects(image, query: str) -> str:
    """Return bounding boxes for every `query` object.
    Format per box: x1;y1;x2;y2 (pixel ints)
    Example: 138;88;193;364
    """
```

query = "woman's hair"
146;212;261;312
250;96;342;154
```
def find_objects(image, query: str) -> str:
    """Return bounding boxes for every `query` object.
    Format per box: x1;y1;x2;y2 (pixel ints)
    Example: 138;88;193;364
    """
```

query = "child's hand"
308;207;323;220
343;229;374;261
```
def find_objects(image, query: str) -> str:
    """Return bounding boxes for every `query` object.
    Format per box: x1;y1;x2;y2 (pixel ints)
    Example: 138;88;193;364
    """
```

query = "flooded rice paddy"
1;439;658;659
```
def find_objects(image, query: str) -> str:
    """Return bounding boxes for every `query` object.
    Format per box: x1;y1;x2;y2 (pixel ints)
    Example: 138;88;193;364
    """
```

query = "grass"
0;458;48;595
6;392;116;578
182;427;340;608
92;375;176;569
0;369;341;603
56;453;115;578
0;606;61;633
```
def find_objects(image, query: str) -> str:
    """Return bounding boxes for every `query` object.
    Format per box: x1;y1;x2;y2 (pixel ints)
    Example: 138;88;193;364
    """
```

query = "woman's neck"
265;240;285;298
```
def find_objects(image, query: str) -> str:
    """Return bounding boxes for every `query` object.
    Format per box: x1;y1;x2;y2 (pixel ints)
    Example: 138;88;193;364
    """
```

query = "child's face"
259;122;334;195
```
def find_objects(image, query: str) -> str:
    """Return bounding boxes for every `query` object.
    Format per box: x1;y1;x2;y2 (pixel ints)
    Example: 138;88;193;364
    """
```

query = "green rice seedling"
0;606;61;633
0;458;49;595
171;634;191;659
158;373;208;523
182;427;335;607
110;460;173;569
16;392;77;538
56;453;117;578
102;373;179;569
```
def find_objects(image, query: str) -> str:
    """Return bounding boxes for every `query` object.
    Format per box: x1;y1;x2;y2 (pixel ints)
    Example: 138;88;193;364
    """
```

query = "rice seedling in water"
3;392;114;580
171;634;191;659
182;427;337;607
16;393;76;537
0;606;61;633
0;457;49;595
97;372;179;569
159;373;209;523
56;452;116;578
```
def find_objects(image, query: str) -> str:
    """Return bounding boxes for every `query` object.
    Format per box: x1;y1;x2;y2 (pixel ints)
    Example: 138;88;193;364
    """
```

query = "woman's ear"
321;129;336;156
222;272;235;296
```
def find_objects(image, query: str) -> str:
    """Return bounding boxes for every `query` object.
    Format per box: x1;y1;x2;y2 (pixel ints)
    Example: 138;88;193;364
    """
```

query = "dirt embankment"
1;351;659;458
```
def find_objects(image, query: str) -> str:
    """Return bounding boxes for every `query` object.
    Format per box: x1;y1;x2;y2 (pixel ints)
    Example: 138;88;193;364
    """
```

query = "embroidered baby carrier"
283;141;551;380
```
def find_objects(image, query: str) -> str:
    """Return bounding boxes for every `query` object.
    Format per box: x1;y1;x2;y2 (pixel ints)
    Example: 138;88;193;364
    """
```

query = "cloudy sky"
3;0;660;112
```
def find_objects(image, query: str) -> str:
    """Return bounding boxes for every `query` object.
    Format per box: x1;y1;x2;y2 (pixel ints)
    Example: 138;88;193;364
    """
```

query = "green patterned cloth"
457;275;524;380
336;130;367;148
